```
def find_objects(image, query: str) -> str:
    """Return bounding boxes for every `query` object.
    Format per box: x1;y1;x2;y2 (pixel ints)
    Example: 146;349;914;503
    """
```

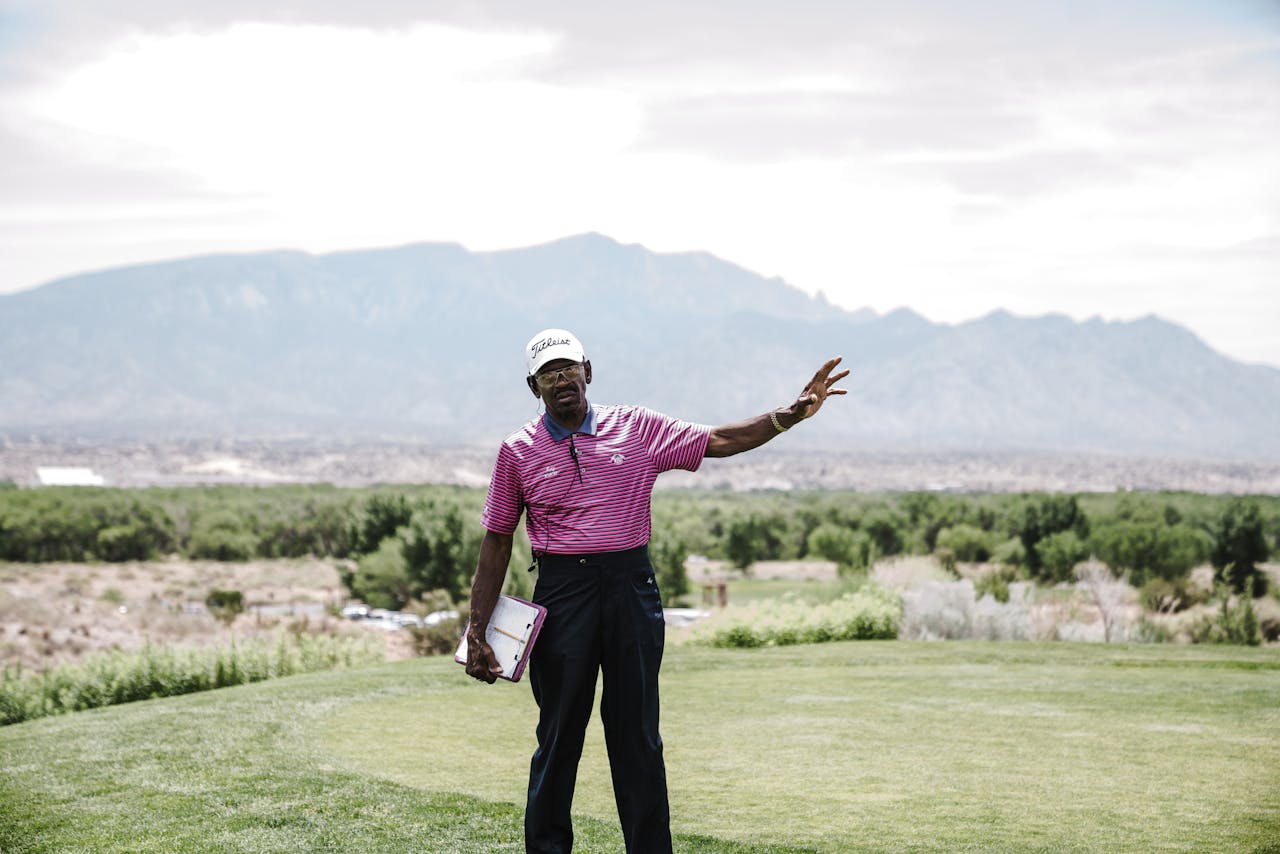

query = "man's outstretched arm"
705;356;849;458
465;530;514;684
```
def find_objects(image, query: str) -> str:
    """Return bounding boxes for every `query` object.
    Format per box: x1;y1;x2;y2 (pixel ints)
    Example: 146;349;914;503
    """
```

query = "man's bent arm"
465;530;514;683
706;356;849;458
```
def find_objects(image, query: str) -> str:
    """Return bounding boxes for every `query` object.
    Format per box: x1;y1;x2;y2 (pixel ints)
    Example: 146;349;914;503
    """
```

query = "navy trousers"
525;545;672;854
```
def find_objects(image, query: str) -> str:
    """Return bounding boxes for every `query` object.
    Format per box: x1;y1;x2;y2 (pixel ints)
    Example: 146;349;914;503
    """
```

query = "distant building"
35;466;105;486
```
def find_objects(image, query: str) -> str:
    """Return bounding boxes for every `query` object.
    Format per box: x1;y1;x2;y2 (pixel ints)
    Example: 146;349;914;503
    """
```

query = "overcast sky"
2;0;1278;365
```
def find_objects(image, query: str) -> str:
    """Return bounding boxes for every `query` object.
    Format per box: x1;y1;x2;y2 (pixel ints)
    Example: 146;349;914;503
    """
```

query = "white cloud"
0;2;1277;367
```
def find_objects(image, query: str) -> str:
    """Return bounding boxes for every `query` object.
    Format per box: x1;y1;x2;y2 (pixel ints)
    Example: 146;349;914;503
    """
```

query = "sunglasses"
533;363;585;389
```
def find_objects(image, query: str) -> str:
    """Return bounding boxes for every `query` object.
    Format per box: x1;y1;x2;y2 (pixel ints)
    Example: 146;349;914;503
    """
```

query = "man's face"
531;358;591;419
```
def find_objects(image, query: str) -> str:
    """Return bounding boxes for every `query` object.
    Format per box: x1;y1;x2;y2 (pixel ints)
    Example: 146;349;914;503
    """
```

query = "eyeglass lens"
535;364;582;388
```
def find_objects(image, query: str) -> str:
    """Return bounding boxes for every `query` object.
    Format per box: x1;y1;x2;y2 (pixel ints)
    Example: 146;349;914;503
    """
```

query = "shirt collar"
542;402;597;441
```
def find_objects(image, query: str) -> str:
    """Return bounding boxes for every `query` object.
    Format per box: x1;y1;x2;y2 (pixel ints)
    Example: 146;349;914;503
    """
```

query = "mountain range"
2;233;1278;459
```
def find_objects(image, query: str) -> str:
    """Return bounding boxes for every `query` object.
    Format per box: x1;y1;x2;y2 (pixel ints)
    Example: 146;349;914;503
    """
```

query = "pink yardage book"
455;595;548;683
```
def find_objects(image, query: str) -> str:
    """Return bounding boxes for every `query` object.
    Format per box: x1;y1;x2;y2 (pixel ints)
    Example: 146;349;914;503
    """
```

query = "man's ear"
526;376;540;397
584;360;592;384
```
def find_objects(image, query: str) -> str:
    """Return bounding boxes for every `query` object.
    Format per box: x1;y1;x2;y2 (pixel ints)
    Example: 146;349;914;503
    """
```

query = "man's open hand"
792;356;850;420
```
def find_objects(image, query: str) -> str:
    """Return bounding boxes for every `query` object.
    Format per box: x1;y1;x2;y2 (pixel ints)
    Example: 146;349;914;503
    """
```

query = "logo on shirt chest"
542;465;559;479
610;453;625;465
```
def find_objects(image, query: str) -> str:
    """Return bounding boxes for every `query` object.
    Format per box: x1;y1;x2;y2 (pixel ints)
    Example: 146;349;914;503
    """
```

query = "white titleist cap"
525;328;586;376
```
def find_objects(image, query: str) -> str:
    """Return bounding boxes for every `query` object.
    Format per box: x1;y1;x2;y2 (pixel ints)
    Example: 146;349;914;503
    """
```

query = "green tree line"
1;485;1275;607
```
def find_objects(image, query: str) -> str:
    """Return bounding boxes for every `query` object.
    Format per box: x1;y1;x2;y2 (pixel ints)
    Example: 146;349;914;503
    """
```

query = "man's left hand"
791;356;850;420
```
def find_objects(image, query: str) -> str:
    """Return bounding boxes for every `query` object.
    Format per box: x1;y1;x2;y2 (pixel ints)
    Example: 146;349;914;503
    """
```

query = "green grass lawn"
2;642;1278;853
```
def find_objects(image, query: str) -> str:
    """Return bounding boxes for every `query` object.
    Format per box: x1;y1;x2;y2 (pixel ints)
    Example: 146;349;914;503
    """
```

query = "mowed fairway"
2;642;1278;853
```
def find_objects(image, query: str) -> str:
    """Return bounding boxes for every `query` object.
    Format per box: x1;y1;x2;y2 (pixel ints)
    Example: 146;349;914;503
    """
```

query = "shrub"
1076;560;1133;643
1035;530;1089;583
936;547;958;578
992;537;1026;567
649;536;690;606
935;524;994;563
0;634;383;726
900;580;1032;641
690;587;901;648
974;570;1012;604
350;538;413;610
1140;577;1206;614
1260;616;1280;644
205;589;245;624
1191;582;1262;646
1090;522;1211;586
408;614;467;657
807;524;875;575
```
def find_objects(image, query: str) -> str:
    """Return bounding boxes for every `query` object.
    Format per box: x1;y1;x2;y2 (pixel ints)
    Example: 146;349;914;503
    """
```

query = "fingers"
467;642;504;683
795;357;851;419
809;356;843;384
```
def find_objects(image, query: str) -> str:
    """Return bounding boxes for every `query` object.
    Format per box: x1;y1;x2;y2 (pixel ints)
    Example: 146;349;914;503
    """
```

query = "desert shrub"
1075;560;1134;643
900;580;1032;641
205;588;245;624
936;547;958;578
1132;617;1175;644
407;608;467;657
690;587;901;648
974;569;1012;604
1260;616;1280;643
0;634;382;726
1191;583;1262;646
1140;577;1207;614
935;524;994;563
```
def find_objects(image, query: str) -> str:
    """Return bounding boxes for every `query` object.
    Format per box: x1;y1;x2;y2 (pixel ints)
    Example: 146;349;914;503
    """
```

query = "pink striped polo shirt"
481;403;712;554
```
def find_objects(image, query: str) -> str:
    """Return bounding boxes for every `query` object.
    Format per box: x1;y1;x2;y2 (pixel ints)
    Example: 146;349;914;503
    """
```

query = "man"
466;328;848;853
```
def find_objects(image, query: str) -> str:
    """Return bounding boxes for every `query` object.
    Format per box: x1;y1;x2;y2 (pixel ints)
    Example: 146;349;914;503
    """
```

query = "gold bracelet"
770;411;788;433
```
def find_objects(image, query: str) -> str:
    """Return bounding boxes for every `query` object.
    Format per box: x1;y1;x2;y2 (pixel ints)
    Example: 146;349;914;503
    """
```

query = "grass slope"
2;642;1278;853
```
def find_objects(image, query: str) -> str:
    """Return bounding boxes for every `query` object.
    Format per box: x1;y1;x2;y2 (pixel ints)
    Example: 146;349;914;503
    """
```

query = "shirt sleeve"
480;442;524;535
638;407;712;474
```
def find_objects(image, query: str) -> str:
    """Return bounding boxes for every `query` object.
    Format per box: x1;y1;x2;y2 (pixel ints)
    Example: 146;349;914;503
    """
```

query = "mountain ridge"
2;233;1277;459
